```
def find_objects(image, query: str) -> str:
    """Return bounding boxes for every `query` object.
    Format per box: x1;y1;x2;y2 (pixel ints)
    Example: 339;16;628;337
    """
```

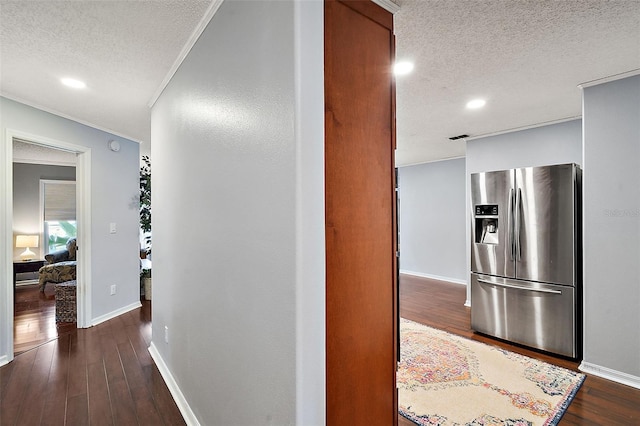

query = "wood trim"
391;31;399;421
372;0;401;14
325;0;397;424
333;0;393;29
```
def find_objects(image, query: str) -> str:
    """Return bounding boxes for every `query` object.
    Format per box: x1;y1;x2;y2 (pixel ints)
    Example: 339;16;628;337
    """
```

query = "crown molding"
578;69;640;89
465;116;582;142
0;94;142;144
148;0;225;108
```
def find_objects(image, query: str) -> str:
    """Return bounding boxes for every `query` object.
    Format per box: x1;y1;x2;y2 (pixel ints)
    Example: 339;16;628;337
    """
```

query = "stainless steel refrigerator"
470;163;581;358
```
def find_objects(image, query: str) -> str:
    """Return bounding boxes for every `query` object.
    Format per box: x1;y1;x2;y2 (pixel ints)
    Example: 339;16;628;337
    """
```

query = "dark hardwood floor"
399;274;640;425
1;290;185;425
14;283;76;355
6;277;640;425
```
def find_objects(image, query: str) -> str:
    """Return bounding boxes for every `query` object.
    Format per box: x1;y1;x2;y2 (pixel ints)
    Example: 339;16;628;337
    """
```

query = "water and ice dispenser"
474;204;499;245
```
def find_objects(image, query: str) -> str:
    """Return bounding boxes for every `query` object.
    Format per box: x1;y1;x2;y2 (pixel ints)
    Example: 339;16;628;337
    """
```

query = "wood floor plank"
0;356;15;398
124;324;153;368
147;364;186;426
108;377;140;426
103;343;127;385
111;315;133;346
1;347;37;425
84;325;104;366
102;328;139;425
577;378;640;423
41;381;70;425
14;342;56;425
116;341;143;384
131;392;164;426
48;333;71;382
98;321;126;387
66;332;88;399
66;393;89;425
117;341;164;424
87;360;114;426
41;336;71;426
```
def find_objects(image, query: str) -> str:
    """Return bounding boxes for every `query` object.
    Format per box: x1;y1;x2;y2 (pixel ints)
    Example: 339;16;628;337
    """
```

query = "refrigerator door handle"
508;188;514;260
477;278;563;295
515;188;522;261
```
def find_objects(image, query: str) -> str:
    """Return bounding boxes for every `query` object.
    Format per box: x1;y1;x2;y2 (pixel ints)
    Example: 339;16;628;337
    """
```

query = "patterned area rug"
398;318;585;426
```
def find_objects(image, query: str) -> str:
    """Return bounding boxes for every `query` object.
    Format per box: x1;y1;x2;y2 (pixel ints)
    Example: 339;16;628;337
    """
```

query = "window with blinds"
43;180;76;221
40;180;77;253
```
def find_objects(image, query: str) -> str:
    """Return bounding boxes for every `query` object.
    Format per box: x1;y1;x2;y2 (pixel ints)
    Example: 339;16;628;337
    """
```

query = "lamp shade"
16;235;39;248
16;235;39;260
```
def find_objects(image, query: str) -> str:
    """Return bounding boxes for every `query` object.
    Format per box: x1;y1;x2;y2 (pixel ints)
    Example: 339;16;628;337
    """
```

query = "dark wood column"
324;0;397;424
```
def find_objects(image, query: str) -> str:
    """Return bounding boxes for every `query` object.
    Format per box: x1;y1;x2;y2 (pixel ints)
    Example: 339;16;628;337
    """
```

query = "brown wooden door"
325;0;397;424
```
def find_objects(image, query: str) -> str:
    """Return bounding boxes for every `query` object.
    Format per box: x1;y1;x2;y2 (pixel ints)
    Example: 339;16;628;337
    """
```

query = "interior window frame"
39;179;77;255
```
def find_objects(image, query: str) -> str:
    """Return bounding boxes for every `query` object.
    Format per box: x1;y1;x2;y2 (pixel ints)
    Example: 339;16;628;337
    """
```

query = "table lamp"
16;235;39;261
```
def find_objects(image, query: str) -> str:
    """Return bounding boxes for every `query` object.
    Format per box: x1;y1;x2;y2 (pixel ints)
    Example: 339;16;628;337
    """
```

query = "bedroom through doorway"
4;132;91;360
12;140;77;354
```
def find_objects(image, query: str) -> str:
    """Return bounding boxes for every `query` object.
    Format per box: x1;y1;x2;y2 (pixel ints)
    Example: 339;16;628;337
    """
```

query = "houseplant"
139;155;152;299
139;155;151;254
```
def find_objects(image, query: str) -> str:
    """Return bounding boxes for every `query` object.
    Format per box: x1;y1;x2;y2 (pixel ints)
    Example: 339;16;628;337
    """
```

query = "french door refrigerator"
470;163;581;358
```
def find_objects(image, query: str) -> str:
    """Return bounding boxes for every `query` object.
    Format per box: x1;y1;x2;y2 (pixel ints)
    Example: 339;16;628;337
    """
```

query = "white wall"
150;0;325;424
466;119;583;173
581;74;640;386
293;0;325;423
398;158;467;283
1;97;141;363
465;119;583;303
12;163;76;260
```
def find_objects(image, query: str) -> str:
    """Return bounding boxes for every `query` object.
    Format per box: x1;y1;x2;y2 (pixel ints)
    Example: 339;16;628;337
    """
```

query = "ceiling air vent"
448;134;469;141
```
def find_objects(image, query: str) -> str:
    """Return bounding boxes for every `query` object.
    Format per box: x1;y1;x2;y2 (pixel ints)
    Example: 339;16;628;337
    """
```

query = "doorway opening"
13;140;77;354
2;129;92;363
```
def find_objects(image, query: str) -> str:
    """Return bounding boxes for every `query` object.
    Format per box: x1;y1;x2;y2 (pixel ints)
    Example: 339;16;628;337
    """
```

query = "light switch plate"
109;222;117;234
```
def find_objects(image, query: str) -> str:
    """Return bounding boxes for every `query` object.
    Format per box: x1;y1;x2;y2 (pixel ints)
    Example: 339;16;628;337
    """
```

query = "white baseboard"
91;301;141;327
400;270;467;286
0;354;9;368
148;342;200;426
579;361;640;390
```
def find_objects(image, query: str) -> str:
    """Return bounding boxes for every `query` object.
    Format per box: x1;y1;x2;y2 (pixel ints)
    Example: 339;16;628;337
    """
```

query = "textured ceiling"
1;1;639;165
0;0;212;157
394;0;640;165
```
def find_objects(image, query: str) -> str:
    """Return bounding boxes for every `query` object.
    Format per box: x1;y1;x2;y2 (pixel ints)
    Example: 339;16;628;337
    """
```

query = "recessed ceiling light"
61;78;86;89
394;61;414;76
466;99;486;109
